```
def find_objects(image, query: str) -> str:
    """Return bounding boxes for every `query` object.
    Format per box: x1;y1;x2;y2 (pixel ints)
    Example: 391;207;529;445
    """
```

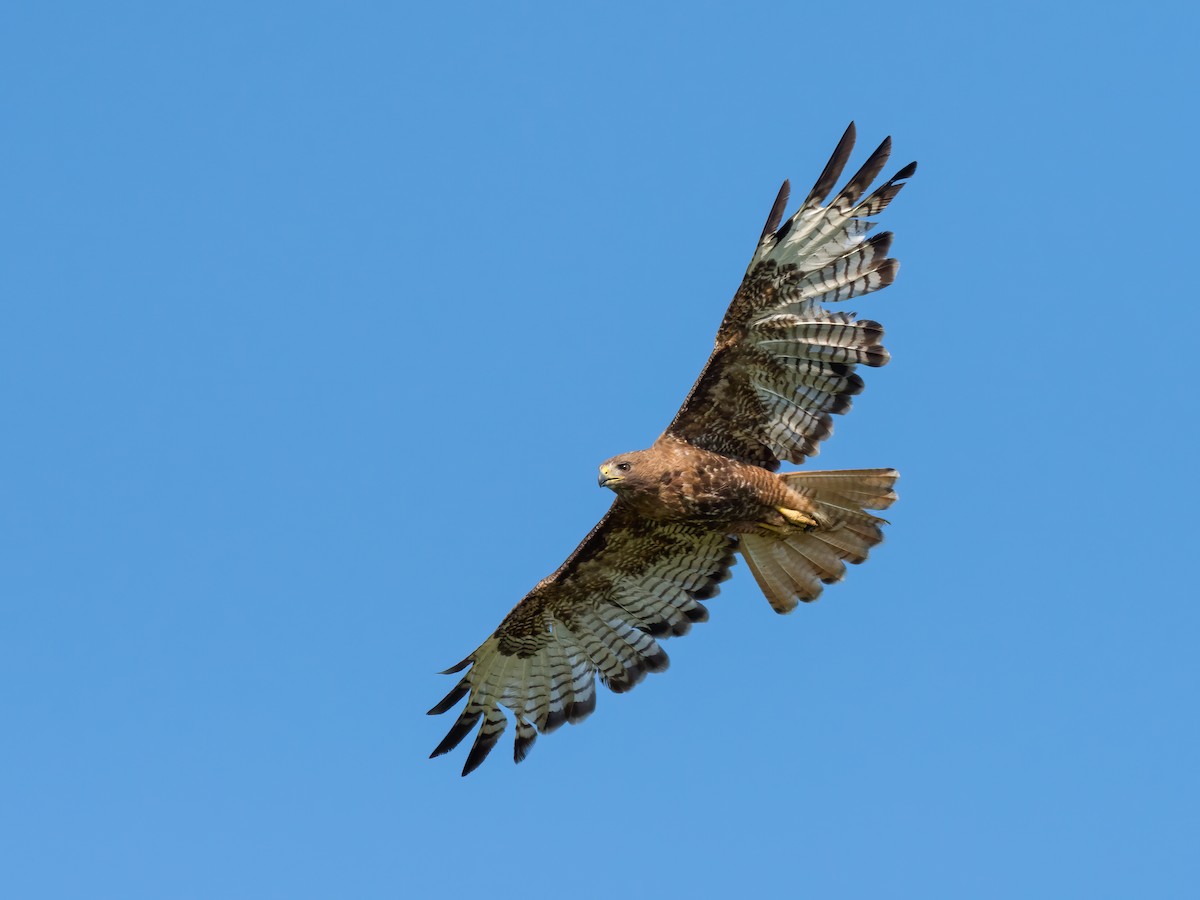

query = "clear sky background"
3;2;1198;898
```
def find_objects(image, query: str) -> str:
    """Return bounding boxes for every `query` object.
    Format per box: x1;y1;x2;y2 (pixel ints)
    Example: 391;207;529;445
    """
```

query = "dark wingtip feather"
761;179;791;240
838;136;892;207
430;707;482;759
438;656;473;675
427;678;470;715
893;160;918;180
460;709;506;776
801;123;857;209
461;751;488;777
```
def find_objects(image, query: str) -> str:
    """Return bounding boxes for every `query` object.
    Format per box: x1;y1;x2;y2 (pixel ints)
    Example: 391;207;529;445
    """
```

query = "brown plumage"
429;123;916;775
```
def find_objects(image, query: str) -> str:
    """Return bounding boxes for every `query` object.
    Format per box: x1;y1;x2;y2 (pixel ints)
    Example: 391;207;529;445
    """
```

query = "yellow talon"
776;506;820;531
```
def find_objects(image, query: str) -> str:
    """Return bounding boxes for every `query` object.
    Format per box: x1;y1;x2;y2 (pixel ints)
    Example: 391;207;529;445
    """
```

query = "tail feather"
813;522;883;565
741;468;897;613
783;532;848;583
741;544;811;614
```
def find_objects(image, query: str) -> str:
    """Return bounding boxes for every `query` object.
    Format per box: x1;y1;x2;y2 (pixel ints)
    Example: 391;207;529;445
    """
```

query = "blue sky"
3;2;1198;897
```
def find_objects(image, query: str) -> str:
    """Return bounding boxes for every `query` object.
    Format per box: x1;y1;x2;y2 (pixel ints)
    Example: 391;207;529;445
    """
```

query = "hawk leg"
775;506;820;532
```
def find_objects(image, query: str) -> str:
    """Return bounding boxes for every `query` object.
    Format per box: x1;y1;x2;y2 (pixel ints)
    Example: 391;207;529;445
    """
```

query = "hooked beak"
598;464;619;489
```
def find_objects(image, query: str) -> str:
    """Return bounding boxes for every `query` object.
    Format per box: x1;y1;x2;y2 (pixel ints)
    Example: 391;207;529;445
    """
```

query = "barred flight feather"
431;703;483;758
504;656;533;709
753;313;884;345
857;161;917;216
761;377;850;421
572;628;634;692
570;607;663;692
612;574;709;635
759;400;831;453
567;667;596;721
536;638;572;731
513;716;537;762
798;219;877;273
773;257;896;310
463;706;507;776
766;358;865;397
752;369;838;413
761;418;826;461
761;137;894;269
770;330;890;367
753;386;831;441
787;232;893;300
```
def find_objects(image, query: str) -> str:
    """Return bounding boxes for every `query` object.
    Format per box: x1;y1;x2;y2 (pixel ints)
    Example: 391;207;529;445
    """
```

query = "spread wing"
428;504;737;776
663;123;917;470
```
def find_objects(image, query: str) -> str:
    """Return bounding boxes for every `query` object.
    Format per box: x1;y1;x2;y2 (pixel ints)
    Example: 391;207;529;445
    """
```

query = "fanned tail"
740;468;897;613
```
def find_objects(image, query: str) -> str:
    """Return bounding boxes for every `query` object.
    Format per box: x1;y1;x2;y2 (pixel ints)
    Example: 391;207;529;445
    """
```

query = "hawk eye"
616;462;631;472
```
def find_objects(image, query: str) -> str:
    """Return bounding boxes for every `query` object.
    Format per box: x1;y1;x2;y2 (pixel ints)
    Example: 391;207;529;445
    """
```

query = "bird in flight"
429;124;916;775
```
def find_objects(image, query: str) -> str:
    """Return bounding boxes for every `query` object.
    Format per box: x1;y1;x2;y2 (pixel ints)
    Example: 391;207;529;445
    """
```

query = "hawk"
429;124;916;775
